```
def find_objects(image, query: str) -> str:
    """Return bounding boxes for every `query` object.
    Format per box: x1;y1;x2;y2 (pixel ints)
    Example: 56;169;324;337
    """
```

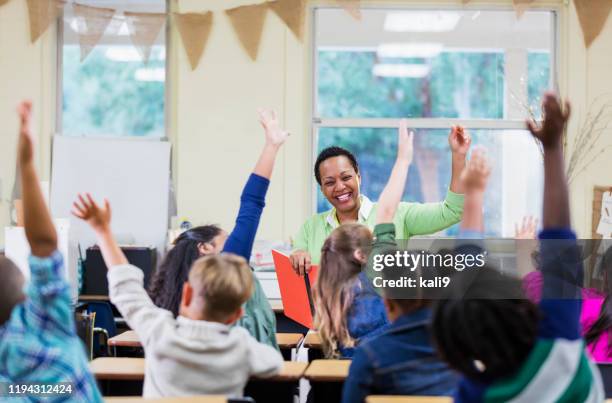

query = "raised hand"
515;216;539;240
397;119;414;164
72;193;112;234
448;125;472;156
258;108;289;147
527;92;570;150
17;101;34;166
460;147;491;194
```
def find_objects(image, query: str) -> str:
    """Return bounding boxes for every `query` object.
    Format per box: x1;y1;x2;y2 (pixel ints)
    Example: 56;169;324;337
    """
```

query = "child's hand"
527;92;570;150
448;125;471;156
72;193;112;234
460;147;491;194
17;101;34;166
515;216;538;240
397;119;414;164
258;108;289;147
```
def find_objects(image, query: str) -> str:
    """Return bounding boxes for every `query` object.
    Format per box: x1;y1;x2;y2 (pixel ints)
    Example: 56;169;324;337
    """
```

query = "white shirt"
107;265;283;398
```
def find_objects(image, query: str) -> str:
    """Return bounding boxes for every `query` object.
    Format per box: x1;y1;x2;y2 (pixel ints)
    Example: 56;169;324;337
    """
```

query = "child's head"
0;256;26;326
313;223;373;357
178;253;253;324
149;225;226;316
431;266;539;381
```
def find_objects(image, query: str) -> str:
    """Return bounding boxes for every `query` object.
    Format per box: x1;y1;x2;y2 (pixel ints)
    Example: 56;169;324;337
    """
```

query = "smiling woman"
289;124;469;275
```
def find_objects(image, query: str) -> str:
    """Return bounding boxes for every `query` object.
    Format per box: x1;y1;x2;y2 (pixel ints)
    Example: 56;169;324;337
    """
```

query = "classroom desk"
91;357;145;381
79;294;111;301
269;299;283;313
304;331;324;361
109;330;141;348
366;397;452;403
304;359;351;403
245;361;307;403
106;397;226;403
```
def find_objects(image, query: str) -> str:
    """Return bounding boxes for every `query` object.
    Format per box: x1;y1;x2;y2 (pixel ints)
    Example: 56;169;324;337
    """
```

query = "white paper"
596;191;612;239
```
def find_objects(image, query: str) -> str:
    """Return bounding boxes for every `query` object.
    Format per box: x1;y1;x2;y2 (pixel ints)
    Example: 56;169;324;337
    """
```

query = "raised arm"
459;147;491;234
72;193;128;267
222;109;289;261
18;101;57;257
448;125;471;194
376;119;413;224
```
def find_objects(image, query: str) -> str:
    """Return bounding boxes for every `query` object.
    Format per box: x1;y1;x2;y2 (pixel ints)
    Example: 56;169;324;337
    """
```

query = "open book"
272;250;319;329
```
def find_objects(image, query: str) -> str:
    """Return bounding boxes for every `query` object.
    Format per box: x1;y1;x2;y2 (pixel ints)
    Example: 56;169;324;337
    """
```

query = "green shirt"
292;191;464;264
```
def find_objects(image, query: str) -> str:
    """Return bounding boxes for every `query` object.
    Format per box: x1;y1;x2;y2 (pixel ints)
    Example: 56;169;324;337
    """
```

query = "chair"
74;311;96;360
84;301;118;357
598;363;612;398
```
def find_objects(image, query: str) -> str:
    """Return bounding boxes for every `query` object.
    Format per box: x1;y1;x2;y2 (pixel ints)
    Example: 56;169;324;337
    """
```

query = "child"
431;93;604;402
341;120;458;402
148;109;288;349
73;194;284;397
0;101;102;402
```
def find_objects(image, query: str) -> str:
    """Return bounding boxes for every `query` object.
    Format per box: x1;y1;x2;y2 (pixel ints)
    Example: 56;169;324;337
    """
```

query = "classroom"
1;0;612;402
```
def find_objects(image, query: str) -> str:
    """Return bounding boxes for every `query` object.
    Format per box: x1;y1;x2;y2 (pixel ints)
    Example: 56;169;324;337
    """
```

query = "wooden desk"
245;361;308;403
106;397;226;403
366;397;452;403
109;330;141;348
79;294;110;301
305;359;351;403
270;299;284;313
91;357;144;381
304;331;324;361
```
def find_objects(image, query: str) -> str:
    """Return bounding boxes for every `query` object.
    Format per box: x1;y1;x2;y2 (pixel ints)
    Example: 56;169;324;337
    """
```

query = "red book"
272;250;319;329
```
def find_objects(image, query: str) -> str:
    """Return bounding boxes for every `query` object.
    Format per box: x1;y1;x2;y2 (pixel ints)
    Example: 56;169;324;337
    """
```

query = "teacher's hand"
289;250;312;276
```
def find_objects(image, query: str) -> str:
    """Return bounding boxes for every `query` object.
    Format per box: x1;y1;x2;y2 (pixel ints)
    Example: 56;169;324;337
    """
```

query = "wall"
0;0;611;248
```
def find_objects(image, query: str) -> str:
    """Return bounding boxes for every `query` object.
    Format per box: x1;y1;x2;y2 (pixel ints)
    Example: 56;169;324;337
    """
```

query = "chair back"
74;311;96;361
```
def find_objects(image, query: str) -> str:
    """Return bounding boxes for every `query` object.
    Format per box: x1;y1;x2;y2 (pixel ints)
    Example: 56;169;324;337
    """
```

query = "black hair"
431;266;539;381
314;146;359;186
0;256;26;326
584;246;612;350
148;225;222;316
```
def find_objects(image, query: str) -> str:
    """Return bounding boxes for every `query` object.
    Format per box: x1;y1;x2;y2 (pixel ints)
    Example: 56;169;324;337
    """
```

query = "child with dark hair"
341;120;458;403
147;109;288;349
0;101;102;401
431;93;604;402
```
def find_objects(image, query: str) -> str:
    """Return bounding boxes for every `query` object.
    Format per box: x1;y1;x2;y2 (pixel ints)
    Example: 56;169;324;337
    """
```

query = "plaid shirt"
0;251;102;402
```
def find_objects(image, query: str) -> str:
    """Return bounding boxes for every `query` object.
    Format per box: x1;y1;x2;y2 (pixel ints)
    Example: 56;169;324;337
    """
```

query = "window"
314;8;555;237
59;0;166;137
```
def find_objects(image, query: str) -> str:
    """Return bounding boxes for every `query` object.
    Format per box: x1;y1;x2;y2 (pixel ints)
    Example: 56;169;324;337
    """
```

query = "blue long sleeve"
222;173;270;262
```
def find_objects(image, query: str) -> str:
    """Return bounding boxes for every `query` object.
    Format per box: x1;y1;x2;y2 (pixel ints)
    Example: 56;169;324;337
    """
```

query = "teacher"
290;126;471;275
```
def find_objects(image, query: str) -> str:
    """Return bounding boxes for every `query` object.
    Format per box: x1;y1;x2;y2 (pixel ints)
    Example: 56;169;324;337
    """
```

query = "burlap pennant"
575;0;612;48
174;12;213;70
512;0;535;19
124;11;166;64
226;3;269;61
337;0;361;20
268;0;306;41
26;0;66;43
72;3;116;62
0;0;11;8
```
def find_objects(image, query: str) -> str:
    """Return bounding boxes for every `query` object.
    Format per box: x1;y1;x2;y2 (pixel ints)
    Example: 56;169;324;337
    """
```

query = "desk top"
276;333;303;349
91;357;144;381
79;294;110;301
304;331;321;349
109;330;140;347
304;359;351;382
366;397;452;403
262;361;308;382
106;397;226;402
269;299;283;313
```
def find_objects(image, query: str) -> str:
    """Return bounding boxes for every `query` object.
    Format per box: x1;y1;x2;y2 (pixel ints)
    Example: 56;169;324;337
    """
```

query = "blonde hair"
313;223;373;358
188;253;254;322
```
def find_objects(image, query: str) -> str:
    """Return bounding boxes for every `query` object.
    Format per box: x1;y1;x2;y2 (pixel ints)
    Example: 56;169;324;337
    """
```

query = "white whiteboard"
50;136;171;256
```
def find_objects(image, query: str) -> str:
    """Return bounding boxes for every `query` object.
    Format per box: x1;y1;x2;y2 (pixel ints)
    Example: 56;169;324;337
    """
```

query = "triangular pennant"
575;0;612;48
0;0;11;8
226;4;269;61
512;0;535;19
337;0;361;20
26;0;66;43
174;12;213;70
268;0;306;41
124;11;166;64
72;3;116;62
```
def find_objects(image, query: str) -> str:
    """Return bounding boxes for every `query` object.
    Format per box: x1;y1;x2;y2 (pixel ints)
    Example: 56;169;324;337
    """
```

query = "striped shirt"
0;251;102;402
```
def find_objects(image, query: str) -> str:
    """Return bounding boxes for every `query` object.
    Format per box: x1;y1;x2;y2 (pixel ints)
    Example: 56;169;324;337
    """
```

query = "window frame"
310;4;560;224
55;0;171;140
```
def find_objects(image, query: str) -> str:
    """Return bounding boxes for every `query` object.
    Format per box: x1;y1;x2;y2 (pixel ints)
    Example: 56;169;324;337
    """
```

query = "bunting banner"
268;0;306;41
174;11;213;70
26;0;66;43
226;3;268;61
512;0;535;19
574;0;612;48
124;11;166;64
337;0;361;20
72;3;116;62
0;0;10;7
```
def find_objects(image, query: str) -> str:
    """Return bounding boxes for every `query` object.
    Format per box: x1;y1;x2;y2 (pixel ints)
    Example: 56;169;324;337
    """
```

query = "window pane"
316;9;554;119
317;128;543;237
527;52;551;119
